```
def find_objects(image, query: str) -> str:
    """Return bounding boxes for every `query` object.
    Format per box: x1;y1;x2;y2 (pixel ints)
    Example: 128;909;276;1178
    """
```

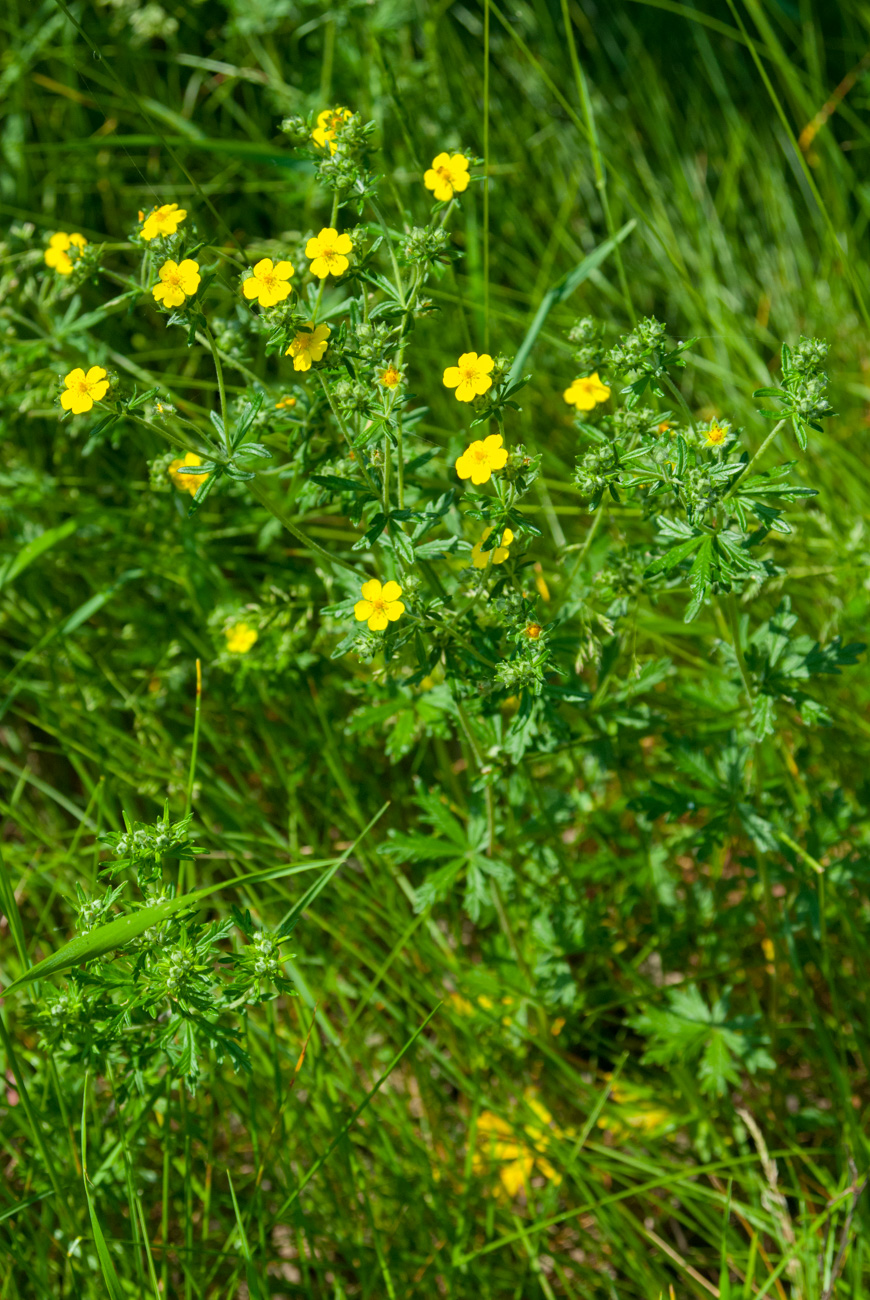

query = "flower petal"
380;581;402;603
354;600;374;622
385;600;405;621
242;278;261;300
274;260;295;279
65;369;86;386
360;579;383;602
442;367;461;388
89;381;109;401
333;234;352;255
253;258;274;277
86;367;107;383
455;452;472;479
368;610;389;632
305;237;321;258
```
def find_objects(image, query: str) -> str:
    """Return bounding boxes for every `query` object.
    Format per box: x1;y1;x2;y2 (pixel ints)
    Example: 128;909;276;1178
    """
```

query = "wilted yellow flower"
285;322;330;371
152;258;200;308
353;579;405;632
704;420;729;447
306;228;353;279
424;152;470;202
140;203;187;241
379;365;402;389
471;526;514;569
243;257;295;308
525;622;542;640
312;107;352;154
275;395;297;410
443;351;493;403
60;366;109;415
455;433;508;485
563;372;611;410
225;622;258;654
44;232;86;275
168;452;207;496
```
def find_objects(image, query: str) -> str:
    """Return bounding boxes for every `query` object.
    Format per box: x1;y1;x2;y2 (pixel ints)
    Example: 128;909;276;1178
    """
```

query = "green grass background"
2;0;870;1295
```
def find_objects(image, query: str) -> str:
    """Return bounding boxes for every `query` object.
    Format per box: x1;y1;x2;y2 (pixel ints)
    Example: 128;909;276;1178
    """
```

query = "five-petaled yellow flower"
306;228;353;279
243;258;295;308
312;107;352;154
471;526;514;569
704;420;729;447
379;365;402;389
443;351;494;403
44;232;86;275
354;579;405;632
456;433;508;485
225;622;258;654
169;452;207;496
61;366;109;415
140;203;187;241
424;152;470;202
563;372;611;410
285;322;330;371
152;258;201;308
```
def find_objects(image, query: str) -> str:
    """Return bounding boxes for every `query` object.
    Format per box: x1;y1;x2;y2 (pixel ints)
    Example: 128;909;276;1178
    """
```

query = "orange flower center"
526;623;542;639
319;245;337;263
153;211;169;228
370;597;386;614
473;444;490;462
73;378;92;396
464;367;480;385
259;270;279;290
164;270;183;287
437;166;453;183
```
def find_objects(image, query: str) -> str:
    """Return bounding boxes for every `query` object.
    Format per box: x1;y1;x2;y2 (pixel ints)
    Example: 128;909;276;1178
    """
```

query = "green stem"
317;373;384;506
313;191;341;324
203;324;230;454
369;196;404;303
483;0;490;348
559;0;634;322
248;476;361;577
662;372;697;433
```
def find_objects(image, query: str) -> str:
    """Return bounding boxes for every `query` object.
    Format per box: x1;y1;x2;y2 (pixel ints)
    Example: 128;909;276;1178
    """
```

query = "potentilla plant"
1;102;863;955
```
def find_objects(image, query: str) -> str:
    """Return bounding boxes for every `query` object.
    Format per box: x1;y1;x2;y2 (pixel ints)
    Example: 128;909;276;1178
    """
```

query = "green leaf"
82;1075;125;1300
0;519;77;591
644;533;704;577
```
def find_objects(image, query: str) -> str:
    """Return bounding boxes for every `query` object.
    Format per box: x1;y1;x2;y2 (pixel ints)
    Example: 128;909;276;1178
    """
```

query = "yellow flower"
152;258;201;308
60;366;109;415
471;526;514;569
243;257;295;308
306;228;353;279
353;579;405;632
379;365;402;389
525;622;542;640
704;420;730;447
312;107;352;154
44;232;86;275
455;433;508;485
285;321;330;371
275;395;297;410
473;1091;567;1198
443;351;494;403
225;622;258;654
140;203;187;241
424;152;470;202
168;452;207;496
563;372;611;410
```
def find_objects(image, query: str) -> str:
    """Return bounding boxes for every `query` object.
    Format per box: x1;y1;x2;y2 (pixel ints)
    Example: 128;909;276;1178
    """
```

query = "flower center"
320;246;336;263
260;271;278;289
165;271;183;287
437;166;452;182
74;379;91;396
473;444;489;461
463;367;479;384
371;597;386;613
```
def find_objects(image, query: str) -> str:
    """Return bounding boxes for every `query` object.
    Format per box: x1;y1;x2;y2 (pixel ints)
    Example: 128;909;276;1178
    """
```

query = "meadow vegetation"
1;0;870;1296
